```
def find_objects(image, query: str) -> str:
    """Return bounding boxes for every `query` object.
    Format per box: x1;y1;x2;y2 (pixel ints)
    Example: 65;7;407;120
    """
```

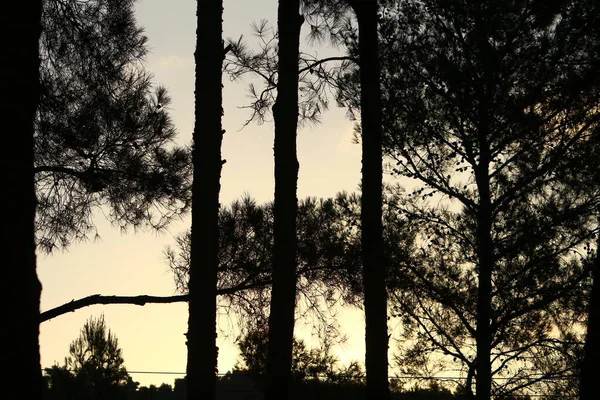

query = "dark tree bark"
264;1;303;399
349;1;390;399
473;6;494;398
186;0;224;399
1;1;43;399
580;230;599;400
474;139;493;400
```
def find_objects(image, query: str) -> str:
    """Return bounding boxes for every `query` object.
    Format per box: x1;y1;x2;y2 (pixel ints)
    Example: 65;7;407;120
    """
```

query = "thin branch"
34;165;86;177
298;55;357;74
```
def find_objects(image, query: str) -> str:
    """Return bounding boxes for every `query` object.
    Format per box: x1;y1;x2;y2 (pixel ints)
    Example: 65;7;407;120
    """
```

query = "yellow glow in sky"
39;0;368;388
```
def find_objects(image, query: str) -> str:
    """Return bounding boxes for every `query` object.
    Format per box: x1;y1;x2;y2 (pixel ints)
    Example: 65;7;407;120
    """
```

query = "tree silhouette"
67;315;132;399
580;233;599;400
39;190;410;325
166;195;389;332
225;14;355;129
65;315;128;382
334;1;600;398
225;3;389;398
13;4;190;394
36;0;191;252
136;383;174;400
186;0;225;399
343;1;391;399
263;1;304;399
2;1;43;399
44;315;138;400
44;364;79;400
237;326;363;384
560;59;600;399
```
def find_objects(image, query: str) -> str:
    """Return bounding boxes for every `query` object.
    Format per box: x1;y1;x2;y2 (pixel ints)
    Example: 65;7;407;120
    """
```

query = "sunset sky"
38;0;371;387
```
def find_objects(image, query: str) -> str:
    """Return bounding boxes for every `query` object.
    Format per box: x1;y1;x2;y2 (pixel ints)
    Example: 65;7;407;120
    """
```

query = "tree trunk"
474;108;493;400
350;1;390;399
475;193;493;400
2;1;43;399
186;0;224;399
472;3;495;396
580;228;599;400
264;1;302;399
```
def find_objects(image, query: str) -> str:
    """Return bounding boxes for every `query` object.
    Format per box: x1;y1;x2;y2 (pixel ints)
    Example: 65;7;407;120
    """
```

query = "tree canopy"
333;0;600;397
44;314;137;400
235;327;364;383
36;0;191;252
32;1;600;399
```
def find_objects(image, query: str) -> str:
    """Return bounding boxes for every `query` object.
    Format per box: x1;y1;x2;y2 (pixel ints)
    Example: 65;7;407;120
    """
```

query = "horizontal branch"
39;279;273;323
34;165;85;177
298;56;358;75
40;294;189;322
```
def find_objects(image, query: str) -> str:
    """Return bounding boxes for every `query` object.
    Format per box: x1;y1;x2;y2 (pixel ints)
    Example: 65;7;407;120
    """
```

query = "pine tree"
264;1;303;398
36;0;190;252
2;1;43;399
186;0;225;399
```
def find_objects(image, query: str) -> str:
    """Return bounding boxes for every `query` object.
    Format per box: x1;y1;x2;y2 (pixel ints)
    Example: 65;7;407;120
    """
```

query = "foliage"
168;195;355;334
136;383;174;400
36;0;190;252
235;327;364;383
335;0;600;396
383;0;598;397
166;192;415;334
65;314;129;384
44;365;80;400
224;17;355;128
44;314;138;400
227;327;457;399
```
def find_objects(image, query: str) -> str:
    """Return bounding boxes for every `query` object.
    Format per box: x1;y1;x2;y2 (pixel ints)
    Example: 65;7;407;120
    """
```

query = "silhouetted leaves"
224;17;356;128
336;0;600;397
44;315;138;400
235;327;362;383
166;191;416;339
35;0;191;251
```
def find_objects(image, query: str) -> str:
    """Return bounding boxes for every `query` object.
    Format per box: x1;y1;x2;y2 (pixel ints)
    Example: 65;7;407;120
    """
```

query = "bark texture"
350;1;390;399
186;1;224;399
473;6;494;397
264;1;302;399
474;154;493;400
2;1;43;399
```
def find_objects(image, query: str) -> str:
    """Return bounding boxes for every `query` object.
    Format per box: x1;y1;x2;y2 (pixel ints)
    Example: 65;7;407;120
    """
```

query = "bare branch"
40;294;189;322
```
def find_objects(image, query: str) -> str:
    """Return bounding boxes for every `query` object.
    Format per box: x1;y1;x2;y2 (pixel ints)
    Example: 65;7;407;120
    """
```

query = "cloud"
337;124;360;154
159;55;184;68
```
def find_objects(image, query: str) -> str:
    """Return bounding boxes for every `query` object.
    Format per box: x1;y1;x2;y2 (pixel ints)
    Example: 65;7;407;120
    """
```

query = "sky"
38;0;370;388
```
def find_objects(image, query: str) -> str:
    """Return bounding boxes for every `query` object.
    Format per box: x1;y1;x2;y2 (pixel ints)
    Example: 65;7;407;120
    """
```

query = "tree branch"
34;165;86;178
40;294;189;322
40;278;274;323
298;56;357;74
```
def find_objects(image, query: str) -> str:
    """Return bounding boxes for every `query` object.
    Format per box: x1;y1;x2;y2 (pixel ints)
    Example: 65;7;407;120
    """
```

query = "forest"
2;0;599;400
